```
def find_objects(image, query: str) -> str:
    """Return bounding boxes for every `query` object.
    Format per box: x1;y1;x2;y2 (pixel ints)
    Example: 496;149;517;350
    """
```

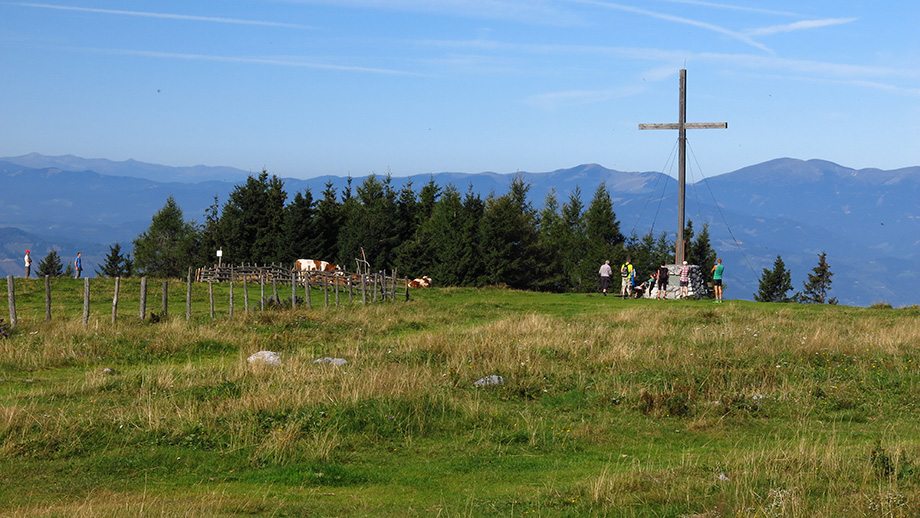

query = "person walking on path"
74;252;83;279
620;259;634;299
678;261;690;299
656;262;670;300
599;260;613;296
711;257;724;303
24;250;33;278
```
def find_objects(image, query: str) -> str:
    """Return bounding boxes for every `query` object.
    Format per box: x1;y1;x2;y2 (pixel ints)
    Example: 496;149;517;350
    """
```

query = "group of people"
22;250;83;279
598;257;724;302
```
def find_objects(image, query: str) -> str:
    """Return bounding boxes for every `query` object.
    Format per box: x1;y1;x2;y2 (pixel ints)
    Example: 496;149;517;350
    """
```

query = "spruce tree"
560;187;588;291
754;255;793;302
95;243;133;278
535;190;567;291
582;183;625;283
218;170;287;264
478;176;538;289
133;196;200;278
282;189;316;263
798;252;837;304
311;182;342;263
36;250;64;277
688;222;717;273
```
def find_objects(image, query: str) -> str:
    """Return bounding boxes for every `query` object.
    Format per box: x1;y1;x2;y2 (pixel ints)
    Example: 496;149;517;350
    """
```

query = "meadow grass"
1;279;919;516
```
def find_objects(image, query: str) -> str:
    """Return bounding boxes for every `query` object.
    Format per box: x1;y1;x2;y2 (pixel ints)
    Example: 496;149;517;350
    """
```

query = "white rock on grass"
473;374;505;387
313;357;348;366
247;350;281;367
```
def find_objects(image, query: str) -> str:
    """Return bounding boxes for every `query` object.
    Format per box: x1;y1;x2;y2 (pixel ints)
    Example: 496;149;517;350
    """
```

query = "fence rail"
4;265;410;329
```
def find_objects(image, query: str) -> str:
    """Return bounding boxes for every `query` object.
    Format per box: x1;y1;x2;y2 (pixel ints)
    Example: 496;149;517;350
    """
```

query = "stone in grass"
247;350;282;367
313;357;348;366
473;374;505;387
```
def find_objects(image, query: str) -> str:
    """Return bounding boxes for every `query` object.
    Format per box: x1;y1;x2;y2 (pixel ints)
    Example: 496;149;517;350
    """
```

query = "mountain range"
1;154;918;307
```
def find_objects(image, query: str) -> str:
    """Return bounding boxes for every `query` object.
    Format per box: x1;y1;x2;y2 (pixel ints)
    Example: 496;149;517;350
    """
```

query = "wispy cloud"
275;0;585;26
524;85;646;110
747;18;858;37
80;48;414;75
8;2;310;29
657;0;800;17
569;0;774;54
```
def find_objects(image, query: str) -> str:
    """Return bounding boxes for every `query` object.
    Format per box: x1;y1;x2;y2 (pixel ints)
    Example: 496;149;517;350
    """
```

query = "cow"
407;276;432;288
295;259;339;272
294;259;342;283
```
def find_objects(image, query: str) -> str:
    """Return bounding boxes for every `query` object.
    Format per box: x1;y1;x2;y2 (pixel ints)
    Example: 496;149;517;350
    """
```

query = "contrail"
6;2;309;29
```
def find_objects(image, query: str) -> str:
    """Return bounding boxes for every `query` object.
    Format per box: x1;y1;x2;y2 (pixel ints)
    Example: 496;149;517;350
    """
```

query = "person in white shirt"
24;250;33;278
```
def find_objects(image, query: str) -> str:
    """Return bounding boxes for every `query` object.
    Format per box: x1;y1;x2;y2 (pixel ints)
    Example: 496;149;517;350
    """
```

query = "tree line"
114;170;718;293
32;168;837;303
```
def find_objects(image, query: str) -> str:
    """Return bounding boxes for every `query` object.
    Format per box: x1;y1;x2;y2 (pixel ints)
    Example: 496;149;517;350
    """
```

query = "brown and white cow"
294;259;340;273
407;276;432;288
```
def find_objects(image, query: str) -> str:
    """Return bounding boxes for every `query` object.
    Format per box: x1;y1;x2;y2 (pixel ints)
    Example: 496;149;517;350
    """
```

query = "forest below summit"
130;170;716;293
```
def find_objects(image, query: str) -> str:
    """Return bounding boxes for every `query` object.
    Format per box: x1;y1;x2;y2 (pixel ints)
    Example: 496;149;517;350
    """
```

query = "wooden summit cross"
639;69;727;265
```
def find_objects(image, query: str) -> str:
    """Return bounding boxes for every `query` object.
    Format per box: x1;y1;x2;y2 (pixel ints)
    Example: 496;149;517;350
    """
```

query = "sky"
1;0;918;180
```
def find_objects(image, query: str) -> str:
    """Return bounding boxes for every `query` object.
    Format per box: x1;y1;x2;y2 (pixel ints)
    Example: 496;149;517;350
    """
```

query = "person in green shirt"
711;257;724;303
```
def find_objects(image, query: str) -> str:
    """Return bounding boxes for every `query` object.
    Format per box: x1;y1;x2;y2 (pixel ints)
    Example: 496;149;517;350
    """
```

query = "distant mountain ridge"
1;154;918;307
2;153;252;183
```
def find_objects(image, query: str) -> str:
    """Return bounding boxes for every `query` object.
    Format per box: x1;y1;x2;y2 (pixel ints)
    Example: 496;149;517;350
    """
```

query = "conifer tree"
754;255;793;302
36;250;64;277
688;222;717;273
311;182;342;263
478;176;538;289
582;183;625;283
95;243;133;278
535;190;567;291
133;196;200;278
797;252;837;304
282;189;316;263
218;170;286;264
560;187;588;291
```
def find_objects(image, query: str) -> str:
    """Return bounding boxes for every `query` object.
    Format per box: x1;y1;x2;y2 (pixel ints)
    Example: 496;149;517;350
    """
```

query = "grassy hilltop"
1;278;919;517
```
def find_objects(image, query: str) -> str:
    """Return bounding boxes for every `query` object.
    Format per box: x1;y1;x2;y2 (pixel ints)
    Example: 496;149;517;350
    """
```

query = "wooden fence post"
6;276;16;329
291;275;297;309
361;274;367;305
139;277;147;321
243;275;249;313
272;277;278;301
186;269;192;321
45;275;51;321
323;275;329;308
83;278;90;326
305;276;311;309
229;275;234;318
162;280;169;319
260;274;265;311
334;276;340;307
209;281;214;318
112;277;120;324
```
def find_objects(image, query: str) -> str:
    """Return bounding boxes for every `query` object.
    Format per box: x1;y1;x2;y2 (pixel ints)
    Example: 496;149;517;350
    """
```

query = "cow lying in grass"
407;276;431;288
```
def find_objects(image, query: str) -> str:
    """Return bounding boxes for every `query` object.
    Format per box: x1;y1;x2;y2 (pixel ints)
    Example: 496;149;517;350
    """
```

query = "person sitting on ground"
633;273;656;298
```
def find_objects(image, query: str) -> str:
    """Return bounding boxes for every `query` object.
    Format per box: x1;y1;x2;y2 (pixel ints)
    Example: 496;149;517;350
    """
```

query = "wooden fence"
4;266;409;329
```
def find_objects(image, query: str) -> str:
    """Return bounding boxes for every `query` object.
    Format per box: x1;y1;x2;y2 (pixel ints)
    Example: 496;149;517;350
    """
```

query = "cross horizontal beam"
638;122;728;130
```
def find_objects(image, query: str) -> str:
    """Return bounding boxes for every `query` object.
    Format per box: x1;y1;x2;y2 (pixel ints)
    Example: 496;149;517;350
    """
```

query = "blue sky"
1;0;917;179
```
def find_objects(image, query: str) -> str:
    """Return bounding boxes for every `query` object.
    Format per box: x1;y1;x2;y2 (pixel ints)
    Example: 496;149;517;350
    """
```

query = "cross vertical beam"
639;69;727;265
